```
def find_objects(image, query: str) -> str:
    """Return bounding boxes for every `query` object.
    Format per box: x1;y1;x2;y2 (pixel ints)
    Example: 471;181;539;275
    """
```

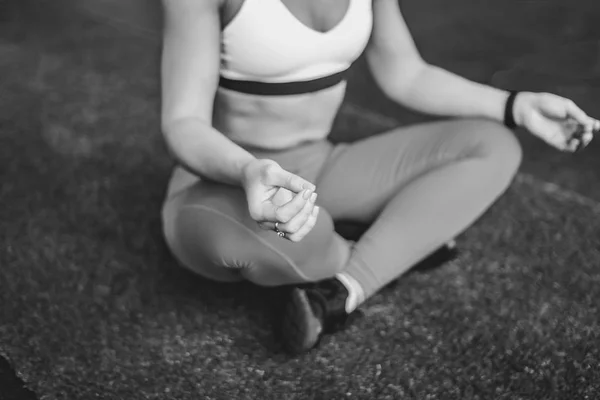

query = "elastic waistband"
218;69;349;96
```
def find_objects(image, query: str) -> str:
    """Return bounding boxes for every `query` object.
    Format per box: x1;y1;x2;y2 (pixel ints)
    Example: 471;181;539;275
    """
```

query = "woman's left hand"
512;91;600;152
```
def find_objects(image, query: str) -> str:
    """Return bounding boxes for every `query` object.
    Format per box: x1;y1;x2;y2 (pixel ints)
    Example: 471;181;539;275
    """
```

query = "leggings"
161;118;522;299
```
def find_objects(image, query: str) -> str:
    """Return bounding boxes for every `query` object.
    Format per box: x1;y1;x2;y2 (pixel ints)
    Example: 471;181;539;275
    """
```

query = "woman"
160;0;599;354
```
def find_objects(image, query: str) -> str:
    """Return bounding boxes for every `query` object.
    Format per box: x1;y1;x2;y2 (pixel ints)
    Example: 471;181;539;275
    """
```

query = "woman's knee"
241;206;348;286
467;119;523;180
162;182;252;282
168;183;346;286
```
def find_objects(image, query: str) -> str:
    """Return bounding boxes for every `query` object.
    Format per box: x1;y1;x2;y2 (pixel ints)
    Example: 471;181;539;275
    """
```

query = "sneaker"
279;277;360;355
277;241;458;354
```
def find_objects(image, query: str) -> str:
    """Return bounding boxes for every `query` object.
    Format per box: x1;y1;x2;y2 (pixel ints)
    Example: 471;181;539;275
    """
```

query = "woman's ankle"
335;272;365;313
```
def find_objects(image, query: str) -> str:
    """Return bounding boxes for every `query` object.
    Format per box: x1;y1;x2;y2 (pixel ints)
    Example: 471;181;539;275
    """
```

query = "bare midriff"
212;81;347;150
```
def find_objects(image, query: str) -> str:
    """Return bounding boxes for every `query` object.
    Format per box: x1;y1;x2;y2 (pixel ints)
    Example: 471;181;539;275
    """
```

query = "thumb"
267;166;315;193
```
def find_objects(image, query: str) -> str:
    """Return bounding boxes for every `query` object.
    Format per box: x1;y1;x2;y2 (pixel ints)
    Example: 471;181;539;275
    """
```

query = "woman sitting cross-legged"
159;0;599;354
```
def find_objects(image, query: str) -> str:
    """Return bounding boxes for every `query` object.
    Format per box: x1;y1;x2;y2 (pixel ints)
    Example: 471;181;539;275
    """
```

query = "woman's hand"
513;92;600;152
242;159;320;242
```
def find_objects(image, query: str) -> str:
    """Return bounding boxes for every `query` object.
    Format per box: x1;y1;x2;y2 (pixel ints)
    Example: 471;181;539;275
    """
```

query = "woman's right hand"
242;159;320;242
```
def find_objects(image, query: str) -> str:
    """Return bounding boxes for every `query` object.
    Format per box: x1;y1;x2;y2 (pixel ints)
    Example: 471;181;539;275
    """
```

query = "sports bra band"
218;69;349;96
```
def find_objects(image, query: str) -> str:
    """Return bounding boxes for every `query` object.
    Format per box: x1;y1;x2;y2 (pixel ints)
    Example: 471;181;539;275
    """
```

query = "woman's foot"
279;277;360;355
278;241;458;354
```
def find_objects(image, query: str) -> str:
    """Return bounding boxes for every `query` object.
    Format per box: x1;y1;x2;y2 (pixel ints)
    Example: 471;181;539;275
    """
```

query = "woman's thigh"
162;179;350;286
316;118;521;223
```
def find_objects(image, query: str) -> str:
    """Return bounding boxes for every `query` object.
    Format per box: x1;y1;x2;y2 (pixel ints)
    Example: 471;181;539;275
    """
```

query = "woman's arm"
366;0;508;122
161;0;255;186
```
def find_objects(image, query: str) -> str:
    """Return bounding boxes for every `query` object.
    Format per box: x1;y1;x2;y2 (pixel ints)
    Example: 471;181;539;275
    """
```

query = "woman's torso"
214;0;373;150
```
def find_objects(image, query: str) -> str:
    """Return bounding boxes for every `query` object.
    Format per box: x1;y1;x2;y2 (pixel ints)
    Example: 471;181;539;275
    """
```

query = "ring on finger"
274;222;286;238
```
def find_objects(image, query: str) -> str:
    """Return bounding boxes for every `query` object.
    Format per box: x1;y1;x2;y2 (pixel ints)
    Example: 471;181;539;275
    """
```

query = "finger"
286;206;320;243
539;95;592;130
271;187;294;207
265;167;315;194
566;127;587;152
570;131;594;152
259;187;311;223
583;131;594;146
564;99;591;126
589;118;600;133
567;137;581;152
257;220;275;230
562;100;598;135
271;188;313;223
279;192;317;235
566;123;595;152
536;115;589;152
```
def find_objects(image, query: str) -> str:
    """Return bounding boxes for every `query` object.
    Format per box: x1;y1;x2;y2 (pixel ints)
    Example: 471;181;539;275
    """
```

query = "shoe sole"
280;287;323;355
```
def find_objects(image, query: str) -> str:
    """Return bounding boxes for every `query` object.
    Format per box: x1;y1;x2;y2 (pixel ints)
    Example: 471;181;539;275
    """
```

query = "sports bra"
219;0;373;95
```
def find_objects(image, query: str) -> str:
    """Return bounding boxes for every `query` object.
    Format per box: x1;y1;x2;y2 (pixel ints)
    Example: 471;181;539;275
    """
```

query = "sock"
335;272;365;313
